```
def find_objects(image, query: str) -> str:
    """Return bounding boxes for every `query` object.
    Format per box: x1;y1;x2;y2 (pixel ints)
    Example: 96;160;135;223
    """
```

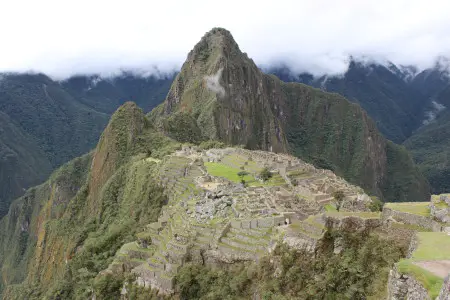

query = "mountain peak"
183;27;251;75
187;27;240;61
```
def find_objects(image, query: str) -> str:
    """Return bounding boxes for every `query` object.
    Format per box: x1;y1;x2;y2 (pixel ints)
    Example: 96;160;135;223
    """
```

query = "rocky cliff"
151;28;429;202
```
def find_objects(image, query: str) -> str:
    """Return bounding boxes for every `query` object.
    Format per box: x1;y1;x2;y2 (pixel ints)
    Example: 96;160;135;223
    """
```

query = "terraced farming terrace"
103;146;375;293
98;146;450;298
384;195;450;299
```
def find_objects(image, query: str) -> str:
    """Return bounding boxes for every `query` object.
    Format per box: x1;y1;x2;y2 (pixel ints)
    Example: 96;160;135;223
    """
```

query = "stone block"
258;217;274;228
250;219;258;229
231;220;242;229
241;220;251;229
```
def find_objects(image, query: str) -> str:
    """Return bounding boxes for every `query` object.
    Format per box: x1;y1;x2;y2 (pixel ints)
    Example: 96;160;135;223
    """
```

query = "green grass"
397;260;443;298
411;232;450;260
390;222;432;232
204;162;258;184
396;232;450;298
325;211;381;219
324;204;337;212
384;202;431;217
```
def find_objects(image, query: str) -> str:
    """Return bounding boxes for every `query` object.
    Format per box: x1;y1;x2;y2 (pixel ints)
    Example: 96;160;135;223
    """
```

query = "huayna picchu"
150;28;429;203
0;28;446;300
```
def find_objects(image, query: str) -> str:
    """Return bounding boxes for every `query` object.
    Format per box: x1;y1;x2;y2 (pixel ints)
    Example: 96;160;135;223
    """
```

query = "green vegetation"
404;86;450;194
175;231;408;299
384;202;431;217
396;232;450;298
397;261;443;298
368;196;383;212
325;211;381;219
271;62;449;195
333;190;345;211
163;111;204;143
198;140;227;150
205;162;284;187
324;204;338;212
148;27;430;203
0;73;173;219
0;103;177;299
205;162;255;183
411;232;450;260
259;167;273;182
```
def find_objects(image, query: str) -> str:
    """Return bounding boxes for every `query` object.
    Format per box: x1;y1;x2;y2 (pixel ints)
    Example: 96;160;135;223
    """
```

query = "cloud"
423;101;446;125
1;0;450;78
204;68;225;98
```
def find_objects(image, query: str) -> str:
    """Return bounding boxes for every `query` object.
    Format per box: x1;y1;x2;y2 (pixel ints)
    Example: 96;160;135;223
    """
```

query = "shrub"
369;196;383;212
333;190;345;211
259;167;273;182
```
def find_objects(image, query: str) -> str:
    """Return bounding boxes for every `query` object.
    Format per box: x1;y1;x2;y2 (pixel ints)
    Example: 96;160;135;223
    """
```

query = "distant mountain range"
267;58;450;193
0;72;174;217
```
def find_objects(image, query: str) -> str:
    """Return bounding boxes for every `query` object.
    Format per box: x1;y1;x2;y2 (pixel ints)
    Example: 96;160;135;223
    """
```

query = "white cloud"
1;0;450;78
204;68;226;98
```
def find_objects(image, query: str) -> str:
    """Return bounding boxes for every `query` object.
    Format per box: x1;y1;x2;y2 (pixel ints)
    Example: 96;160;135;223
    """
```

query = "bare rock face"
387;266;430;300
438;273;450;300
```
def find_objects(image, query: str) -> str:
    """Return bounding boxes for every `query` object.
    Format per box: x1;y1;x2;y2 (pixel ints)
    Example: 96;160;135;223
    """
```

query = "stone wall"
430;201;450;223
382;207;442;232
230;215;289;230
387;265;431;300
438;273;450;300
283;231;318;253
325;215;382;232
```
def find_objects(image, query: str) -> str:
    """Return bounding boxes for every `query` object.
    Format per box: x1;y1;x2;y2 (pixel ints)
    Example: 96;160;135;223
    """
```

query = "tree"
333;190;345;211
369;196;383;212
259;167;273;182
237;171;249;185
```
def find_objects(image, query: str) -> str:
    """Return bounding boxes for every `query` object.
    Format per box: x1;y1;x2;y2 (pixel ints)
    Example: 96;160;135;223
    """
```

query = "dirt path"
413;260;450;278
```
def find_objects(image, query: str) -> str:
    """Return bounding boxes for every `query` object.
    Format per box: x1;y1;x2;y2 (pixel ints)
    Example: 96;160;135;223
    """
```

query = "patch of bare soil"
414;260;450;278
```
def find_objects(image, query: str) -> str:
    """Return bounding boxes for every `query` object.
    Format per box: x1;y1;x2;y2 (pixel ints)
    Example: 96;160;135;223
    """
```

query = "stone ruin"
430;195;450;223
104;147;376;294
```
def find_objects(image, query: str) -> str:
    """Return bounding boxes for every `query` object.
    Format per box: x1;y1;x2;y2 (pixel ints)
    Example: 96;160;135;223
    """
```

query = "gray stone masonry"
387;265;430;300
325;215;381;232
382;207;443;232
438;273;450;300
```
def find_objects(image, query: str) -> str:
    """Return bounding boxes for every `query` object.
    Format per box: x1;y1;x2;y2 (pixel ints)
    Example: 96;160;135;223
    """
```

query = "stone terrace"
109;147;374;294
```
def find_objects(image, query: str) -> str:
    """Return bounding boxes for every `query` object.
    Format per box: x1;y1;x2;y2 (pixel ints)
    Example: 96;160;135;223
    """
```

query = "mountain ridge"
0;72;173;218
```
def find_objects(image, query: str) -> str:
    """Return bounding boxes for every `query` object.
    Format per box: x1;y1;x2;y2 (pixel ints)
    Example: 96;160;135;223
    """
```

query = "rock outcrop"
387;265;431;300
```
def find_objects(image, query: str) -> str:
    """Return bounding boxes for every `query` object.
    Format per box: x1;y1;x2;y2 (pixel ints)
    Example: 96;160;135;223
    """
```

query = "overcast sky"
1;0;449;78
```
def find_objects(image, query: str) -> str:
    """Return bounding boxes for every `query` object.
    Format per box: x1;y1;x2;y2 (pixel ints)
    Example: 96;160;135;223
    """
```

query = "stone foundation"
387;265;430;300
438;273;450;300
382;208;442;232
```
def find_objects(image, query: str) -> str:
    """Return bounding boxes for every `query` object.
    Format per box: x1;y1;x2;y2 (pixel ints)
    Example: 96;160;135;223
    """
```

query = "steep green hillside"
269;62;450;194
0;73;172;218
61;73;174;114
269;62;425;143
0;112;52;217
404;84;450;194
0;102;180;298
0;153;92;294
151;28;429;202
